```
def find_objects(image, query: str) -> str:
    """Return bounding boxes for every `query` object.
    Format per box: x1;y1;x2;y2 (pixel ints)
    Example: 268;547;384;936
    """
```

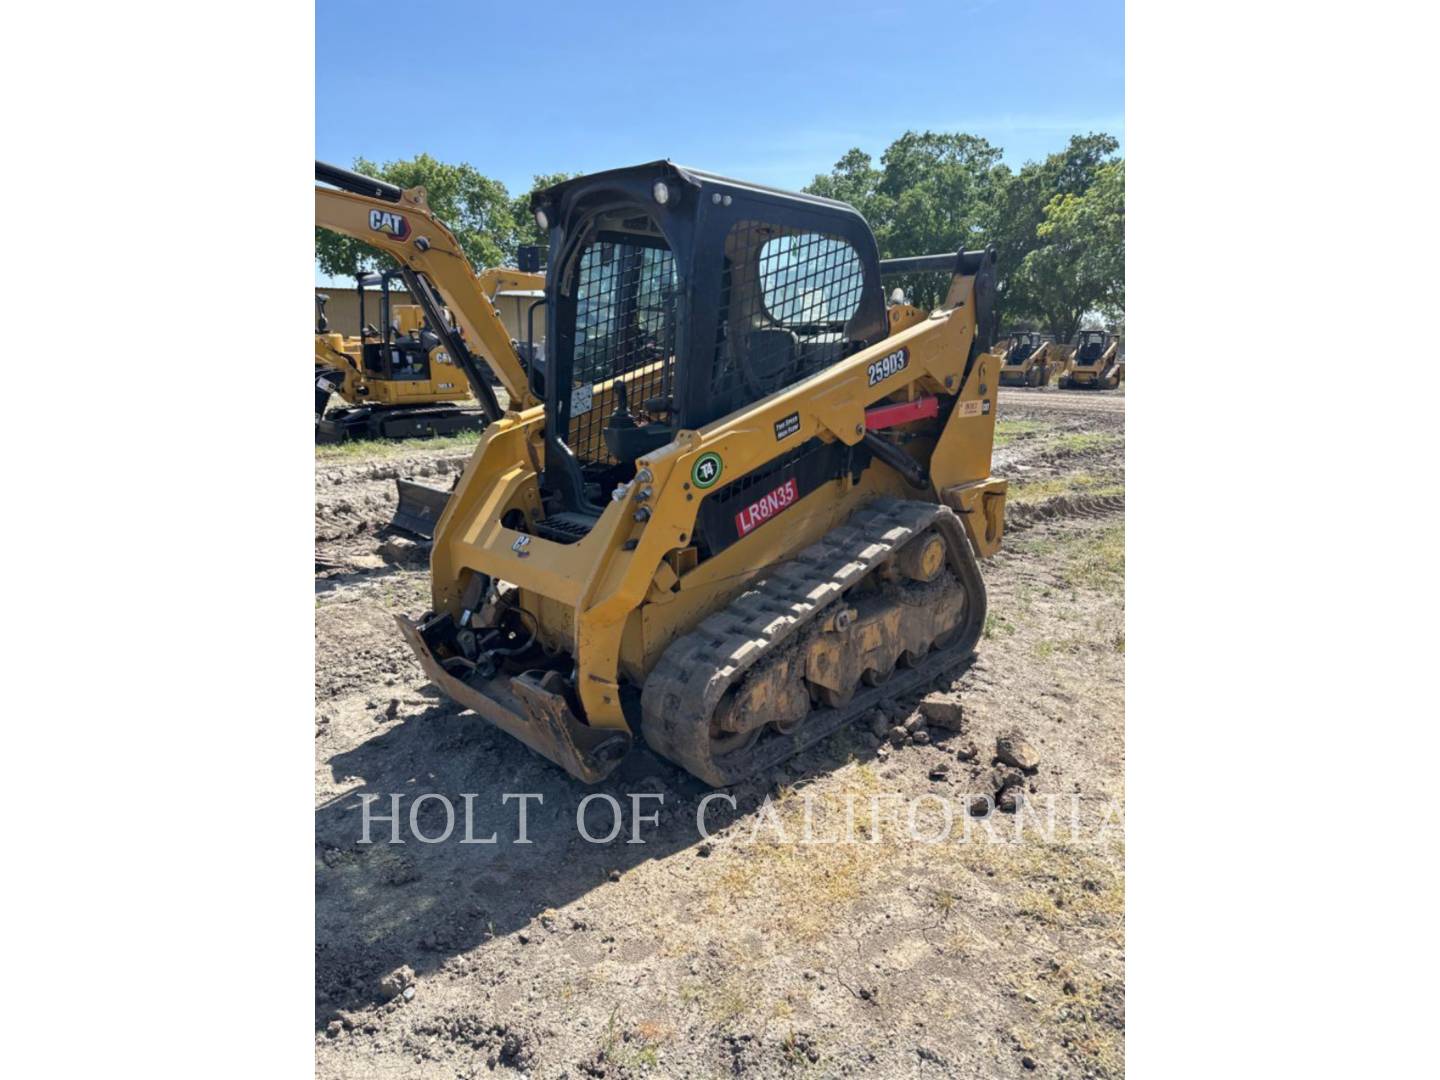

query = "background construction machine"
314;260;548;444
314;268;487;441
996;331;1065;387
1058;329;1123;389
316;159;1007;787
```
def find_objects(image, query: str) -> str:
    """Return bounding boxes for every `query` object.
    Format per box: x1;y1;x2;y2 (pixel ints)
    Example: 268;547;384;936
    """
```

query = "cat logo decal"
368;208;411;240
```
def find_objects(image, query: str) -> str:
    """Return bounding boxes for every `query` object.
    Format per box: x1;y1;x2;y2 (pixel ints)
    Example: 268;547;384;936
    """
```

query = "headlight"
652;180;671;206
534;208;549;231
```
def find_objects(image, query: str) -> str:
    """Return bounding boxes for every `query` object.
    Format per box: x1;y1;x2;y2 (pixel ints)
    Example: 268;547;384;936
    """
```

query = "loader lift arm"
315;161;539;413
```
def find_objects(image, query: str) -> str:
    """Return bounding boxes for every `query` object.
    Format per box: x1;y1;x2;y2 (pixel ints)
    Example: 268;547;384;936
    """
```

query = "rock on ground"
378;965;415;1001
919;691;965;730
996;731;1041;772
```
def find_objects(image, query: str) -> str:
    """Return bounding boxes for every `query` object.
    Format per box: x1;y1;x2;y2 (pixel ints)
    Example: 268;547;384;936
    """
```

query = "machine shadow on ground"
312;671;964;1026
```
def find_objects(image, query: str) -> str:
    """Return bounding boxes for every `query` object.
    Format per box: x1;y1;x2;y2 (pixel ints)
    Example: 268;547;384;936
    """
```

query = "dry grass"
1008;958;1126;1077
1061;523;1125;592
959;819;1125;1075
1008;472;1124;505
598;1008;669;1071
993;419;1046;447
1010;522;1125;594
702;764;893;942
680;971;755;1027
984;611;1018;640
1050;431;1122;454
960;825;1124;930
314;430;480;462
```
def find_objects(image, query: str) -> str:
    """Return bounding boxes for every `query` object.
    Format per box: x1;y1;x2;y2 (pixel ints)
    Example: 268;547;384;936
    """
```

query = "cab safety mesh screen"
567;235;677;464
708;224;866;419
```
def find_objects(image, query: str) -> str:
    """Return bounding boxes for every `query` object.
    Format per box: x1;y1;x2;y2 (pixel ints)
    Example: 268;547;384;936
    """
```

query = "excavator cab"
314;268;482;442
357;270;440;383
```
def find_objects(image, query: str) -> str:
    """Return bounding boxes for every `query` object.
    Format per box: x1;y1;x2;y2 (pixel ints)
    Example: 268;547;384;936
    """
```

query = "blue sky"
317;0;1122;194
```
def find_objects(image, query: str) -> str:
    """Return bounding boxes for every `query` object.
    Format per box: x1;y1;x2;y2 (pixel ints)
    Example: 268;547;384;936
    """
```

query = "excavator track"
640;498;987;786
316;403;488;443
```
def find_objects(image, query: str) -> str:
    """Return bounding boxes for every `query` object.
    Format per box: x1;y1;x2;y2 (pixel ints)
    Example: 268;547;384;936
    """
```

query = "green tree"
809;133;1003;309
807;131;1121;329
509;172;578;251
875;131;1002;267
983;133;1120;339
315;154;525;279
807;148;887;223
1017;160;1125;344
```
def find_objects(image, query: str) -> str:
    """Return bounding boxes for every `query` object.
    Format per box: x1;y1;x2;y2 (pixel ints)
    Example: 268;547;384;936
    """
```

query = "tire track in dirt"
998;387;1126;415
1005;493;1127;532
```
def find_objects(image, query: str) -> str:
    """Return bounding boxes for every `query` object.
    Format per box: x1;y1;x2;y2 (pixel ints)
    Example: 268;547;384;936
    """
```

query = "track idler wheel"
862;657;897;687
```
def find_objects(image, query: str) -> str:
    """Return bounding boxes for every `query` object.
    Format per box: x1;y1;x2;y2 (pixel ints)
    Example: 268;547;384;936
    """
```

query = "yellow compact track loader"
316;160;1007;786
995;331;1063;387
1058;329;1123;390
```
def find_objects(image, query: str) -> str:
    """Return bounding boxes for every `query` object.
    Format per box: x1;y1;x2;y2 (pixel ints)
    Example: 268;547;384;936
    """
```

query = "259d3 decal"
867;347;909;386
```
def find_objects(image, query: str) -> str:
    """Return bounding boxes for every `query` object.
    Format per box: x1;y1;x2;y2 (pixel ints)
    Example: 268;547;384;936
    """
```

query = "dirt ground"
315;384;1125;1078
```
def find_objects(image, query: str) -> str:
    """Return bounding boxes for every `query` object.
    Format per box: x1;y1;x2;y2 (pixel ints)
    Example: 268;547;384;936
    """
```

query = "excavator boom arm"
315;164;539;410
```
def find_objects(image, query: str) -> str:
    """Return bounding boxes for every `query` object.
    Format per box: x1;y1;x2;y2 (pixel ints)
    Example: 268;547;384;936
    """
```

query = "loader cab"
1074;330;1111;365
531;161;887;518
1003;332;1040;365
356;269;440;383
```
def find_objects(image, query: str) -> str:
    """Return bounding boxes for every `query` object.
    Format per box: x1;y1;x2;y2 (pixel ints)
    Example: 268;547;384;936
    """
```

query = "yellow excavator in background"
316;159;1007;786
1058;329;1123;389
314;266;543;441
995;331;1066;387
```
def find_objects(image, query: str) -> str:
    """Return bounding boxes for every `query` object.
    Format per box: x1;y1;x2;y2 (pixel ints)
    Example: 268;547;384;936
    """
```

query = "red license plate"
734;477;800;537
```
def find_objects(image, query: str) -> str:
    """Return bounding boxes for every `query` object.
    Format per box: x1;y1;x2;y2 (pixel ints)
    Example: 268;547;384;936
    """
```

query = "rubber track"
319;404;489;442
640;497;987;786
